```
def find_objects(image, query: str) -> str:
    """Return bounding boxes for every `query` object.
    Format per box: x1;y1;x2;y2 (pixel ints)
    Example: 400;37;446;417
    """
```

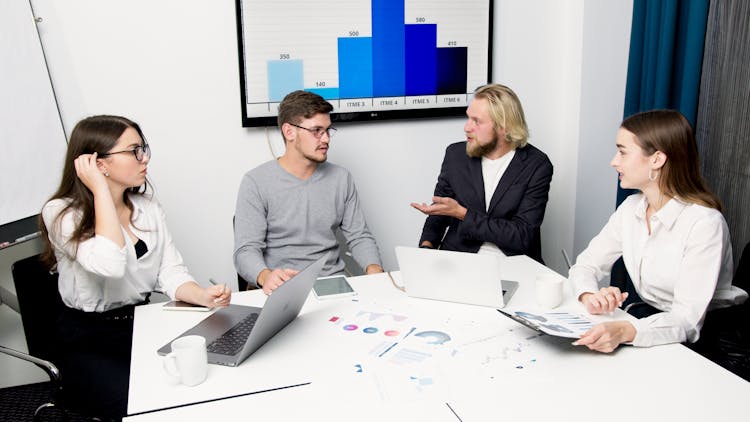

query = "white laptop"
395;246;518;308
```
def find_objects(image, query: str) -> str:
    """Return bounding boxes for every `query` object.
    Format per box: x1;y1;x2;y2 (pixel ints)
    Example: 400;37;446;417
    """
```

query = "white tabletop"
127;255;750;421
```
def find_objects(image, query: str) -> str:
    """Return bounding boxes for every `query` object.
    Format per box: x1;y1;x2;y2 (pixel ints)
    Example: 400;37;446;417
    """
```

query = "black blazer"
419;142;553;263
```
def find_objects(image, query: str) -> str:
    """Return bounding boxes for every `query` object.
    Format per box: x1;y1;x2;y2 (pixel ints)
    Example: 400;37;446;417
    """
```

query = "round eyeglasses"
289;123;337;139
99;144;151;162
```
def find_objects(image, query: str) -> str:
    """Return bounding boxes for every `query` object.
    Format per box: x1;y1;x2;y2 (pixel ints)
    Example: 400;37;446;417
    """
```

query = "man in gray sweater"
234;91;384;294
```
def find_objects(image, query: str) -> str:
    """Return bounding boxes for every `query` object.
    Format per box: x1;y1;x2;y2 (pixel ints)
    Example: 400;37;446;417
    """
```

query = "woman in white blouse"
40;115;231;418
569;110;747;353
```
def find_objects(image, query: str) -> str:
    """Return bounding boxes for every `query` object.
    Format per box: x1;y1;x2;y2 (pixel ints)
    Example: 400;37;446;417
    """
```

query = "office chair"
2;254;66;421
608;257;661;318
688;242;750;381
733;242;749;292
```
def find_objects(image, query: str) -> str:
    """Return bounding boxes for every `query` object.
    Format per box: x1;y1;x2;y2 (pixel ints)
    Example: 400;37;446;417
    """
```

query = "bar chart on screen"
237;0;491;124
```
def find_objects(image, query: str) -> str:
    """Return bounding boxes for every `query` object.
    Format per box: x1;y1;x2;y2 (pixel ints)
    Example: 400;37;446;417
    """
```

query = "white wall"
493;0;585;273
25;0;630;284
574;0;633;259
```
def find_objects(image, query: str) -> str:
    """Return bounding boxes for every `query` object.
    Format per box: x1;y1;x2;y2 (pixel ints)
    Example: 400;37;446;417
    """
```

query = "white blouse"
42;194;195;312
569;194;747;347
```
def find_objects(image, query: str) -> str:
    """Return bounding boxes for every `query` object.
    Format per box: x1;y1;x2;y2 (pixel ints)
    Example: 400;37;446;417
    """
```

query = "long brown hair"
40;115;150;268
621;110;721;210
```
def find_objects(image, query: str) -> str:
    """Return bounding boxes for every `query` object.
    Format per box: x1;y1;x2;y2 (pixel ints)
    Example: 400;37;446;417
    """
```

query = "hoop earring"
648;169;658;182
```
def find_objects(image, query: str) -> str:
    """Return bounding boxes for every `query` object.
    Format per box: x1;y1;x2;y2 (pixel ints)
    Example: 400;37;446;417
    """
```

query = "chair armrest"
0;345;60;382
0;286;20;314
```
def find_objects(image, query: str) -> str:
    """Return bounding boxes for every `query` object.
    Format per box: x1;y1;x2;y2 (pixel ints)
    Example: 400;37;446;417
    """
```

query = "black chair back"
11;254;63;364
733;242;750;292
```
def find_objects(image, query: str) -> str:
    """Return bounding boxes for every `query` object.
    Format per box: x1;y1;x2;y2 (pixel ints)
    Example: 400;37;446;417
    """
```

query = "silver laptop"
157;254;327;366
395;246;518;308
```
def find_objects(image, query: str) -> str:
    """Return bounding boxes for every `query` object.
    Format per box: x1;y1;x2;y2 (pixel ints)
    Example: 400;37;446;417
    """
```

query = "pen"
402;327;416;340
14;232;41;243
208;278;228;303
378;342;398;358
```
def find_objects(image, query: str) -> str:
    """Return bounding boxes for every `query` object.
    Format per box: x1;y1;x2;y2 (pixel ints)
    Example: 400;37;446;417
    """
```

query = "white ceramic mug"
162;335;208;387
536;273;564;309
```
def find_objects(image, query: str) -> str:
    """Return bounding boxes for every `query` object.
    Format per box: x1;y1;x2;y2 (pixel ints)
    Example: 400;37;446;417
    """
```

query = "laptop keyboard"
206;312;259;356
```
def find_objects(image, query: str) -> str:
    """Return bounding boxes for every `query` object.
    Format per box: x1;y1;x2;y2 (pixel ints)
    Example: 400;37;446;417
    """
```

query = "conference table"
125;255;749;421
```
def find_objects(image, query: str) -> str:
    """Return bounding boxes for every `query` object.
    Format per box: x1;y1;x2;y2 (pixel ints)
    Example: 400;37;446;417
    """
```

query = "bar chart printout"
238;0;490;124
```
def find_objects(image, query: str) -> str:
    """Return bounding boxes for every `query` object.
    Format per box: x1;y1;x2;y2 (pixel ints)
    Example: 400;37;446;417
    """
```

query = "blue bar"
437;47;468;95
372;0;405;97
338;37;373;98
305;88;340;100
405;24;437;96
267;60;303;102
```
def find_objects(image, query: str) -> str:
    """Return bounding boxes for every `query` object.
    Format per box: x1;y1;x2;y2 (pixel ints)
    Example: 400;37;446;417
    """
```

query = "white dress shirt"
569;194;747;347
42;194;195;312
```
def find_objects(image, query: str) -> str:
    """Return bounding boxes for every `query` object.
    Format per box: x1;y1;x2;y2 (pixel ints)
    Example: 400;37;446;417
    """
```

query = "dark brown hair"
40;115;149;268
621;110;721;210
277;90;333;142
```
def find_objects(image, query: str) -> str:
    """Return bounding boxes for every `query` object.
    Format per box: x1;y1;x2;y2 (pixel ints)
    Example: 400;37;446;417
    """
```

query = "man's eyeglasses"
289;123;337;139
100;144;151;162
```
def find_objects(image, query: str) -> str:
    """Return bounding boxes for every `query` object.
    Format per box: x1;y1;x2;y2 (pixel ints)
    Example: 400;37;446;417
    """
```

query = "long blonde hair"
473;84;529;149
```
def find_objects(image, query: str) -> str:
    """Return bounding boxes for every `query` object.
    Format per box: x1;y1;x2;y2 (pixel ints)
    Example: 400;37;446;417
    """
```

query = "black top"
134;238;148;259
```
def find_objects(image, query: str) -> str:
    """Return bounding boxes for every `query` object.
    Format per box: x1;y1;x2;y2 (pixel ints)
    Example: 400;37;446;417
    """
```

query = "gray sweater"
233;160;382;287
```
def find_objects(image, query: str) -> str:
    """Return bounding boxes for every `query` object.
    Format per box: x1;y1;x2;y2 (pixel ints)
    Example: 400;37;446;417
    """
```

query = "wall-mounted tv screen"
235;0;493;127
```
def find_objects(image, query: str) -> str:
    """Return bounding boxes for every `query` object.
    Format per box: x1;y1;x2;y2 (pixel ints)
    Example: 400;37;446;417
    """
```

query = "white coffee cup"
163;335;208;387
536;273;564;309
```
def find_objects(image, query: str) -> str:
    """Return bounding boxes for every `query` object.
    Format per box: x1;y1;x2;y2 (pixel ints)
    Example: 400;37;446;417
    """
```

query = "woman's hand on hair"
74;153;110;195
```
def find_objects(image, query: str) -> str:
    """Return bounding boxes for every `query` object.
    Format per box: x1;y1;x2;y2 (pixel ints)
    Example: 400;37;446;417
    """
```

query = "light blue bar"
267;59;304;102
306;87;340;100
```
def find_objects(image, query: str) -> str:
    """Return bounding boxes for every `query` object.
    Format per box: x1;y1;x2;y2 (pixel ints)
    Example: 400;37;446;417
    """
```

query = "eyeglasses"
100;144;151;162
289;123;337;139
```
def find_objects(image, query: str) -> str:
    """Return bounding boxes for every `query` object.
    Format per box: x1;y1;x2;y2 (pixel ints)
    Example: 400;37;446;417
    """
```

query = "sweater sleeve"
339;171;382;270
233;173;270;288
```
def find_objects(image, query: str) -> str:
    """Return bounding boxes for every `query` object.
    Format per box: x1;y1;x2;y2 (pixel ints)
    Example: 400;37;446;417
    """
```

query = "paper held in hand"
498;309;596;339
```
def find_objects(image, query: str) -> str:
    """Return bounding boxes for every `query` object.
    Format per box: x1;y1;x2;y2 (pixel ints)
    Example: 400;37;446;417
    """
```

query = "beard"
295;141;328;164
466;133;499;158
302;150;328;163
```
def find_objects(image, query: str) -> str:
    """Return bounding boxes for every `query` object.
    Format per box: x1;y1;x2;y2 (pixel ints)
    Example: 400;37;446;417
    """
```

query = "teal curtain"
617;0;710;205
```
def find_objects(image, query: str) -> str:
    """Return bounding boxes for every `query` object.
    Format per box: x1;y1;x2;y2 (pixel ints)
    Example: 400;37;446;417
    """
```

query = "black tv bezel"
235;0;493;128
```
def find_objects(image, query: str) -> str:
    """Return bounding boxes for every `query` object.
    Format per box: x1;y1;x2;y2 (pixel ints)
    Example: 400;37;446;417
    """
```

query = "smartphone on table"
162;300;211;311
313;275;357;300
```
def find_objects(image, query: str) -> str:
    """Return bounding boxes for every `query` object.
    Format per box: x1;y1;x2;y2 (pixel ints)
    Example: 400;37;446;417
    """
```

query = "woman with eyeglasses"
40;115;231;419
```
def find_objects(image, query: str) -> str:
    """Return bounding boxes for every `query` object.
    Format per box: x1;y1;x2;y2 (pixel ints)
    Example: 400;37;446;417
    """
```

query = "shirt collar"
129;195;145;221
635;195;686;230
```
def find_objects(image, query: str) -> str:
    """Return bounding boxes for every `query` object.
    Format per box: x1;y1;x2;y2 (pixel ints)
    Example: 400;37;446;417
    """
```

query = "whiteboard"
0;0;67;226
